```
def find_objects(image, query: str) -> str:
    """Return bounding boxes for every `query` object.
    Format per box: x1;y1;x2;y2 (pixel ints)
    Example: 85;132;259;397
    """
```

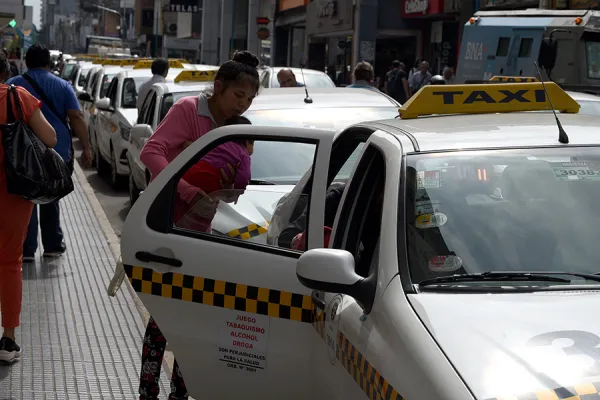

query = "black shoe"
0;337;21;363
43;242;66;258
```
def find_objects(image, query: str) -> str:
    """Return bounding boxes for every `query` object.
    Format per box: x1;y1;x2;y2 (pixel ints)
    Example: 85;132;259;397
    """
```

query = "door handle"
311;291;326;310
135;251;182;267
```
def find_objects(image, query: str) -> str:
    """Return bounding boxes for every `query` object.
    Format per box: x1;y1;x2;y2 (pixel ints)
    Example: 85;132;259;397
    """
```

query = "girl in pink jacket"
137;51;260;400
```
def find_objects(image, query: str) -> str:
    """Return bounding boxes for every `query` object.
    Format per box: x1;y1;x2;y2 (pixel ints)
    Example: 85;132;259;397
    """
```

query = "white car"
117;80;600;400
259;66;336;88
567;91;600;115
128;83;401;243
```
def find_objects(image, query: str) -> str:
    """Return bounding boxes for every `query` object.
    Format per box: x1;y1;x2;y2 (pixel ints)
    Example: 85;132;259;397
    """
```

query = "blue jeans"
23;201;64;255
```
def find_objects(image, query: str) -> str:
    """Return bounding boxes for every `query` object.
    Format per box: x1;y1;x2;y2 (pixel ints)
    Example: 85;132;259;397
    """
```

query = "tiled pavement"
0;173;171;399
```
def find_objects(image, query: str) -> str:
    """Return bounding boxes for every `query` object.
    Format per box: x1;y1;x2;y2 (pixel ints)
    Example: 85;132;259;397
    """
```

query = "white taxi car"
117;80;600;399
260;66;335;88
127;71;400;244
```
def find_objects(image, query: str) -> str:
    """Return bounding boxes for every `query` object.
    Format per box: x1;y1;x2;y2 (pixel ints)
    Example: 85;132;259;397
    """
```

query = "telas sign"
405;0;428;14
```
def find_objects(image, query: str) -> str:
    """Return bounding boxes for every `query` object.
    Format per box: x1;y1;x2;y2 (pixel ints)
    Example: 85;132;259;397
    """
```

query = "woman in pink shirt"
137;51;260;400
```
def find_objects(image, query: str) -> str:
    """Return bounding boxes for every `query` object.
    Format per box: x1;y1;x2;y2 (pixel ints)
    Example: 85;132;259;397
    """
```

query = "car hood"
121;108;138;126
211;185;295;243
408;291;600;399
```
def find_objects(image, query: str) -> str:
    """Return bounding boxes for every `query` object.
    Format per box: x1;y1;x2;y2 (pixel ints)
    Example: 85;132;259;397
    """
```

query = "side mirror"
296;249;376;313
95;97;112;112
78;92;93;102
130;124;153;144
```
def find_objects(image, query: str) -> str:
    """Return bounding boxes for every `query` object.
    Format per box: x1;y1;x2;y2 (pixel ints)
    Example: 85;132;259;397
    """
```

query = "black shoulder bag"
1;85;74;204
23;73;76;175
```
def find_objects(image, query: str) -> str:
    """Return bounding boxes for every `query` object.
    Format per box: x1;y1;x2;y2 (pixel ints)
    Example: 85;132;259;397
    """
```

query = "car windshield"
405;147;600;286
122;76;152;108
243;107;399;131
251;142;314;185
61;63;76;79
271;72;335;88
159;91;202;122
586;40;600;79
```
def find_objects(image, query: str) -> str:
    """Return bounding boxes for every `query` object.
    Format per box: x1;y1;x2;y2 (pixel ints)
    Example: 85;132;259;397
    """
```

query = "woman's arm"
29;108;57;148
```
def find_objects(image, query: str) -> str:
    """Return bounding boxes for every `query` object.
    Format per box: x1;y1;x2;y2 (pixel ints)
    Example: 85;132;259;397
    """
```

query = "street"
74;139;129;237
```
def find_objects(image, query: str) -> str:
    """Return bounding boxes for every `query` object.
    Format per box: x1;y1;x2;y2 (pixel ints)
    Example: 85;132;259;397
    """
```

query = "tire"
129;174;140;206
109;146;126;190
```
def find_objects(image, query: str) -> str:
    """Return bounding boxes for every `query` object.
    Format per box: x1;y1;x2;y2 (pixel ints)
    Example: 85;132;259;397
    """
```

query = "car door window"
138;90;156;124
149;136;317;251
332;145;385;277
144;93;157;125
107;77;119;107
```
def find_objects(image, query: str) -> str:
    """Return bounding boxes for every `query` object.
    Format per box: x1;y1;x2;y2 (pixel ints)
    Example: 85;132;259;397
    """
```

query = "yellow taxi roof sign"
101;58;139;66
174;70;217;83
398;82;580;119
92;59;104;64
490;76;539;83
134;59;184;69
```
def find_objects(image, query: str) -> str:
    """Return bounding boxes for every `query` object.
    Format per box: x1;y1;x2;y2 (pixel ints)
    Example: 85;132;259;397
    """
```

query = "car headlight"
119;122;131;141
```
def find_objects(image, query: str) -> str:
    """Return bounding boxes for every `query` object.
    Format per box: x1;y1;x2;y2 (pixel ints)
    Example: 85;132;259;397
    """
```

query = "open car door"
120;125;333;398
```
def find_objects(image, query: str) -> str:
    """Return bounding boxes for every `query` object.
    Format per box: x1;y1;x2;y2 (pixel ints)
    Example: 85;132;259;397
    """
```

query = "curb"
73;161;176;376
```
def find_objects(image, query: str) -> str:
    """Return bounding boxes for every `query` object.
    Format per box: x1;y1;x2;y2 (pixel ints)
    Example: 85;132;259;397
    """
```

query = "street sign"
8;19;16;28
257;27;270;40
256;17;270;25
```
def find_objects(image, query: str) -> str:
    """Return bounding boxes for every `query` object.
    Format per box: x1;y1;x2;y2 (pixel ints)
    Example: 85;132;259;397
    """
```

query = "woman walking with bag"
0;51;56;362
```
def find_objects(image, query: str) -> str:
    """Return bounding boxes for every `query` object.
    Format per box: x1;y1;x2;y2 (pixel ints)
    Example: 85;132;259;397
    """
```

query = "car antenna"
299;63;313;104
534;61;569;144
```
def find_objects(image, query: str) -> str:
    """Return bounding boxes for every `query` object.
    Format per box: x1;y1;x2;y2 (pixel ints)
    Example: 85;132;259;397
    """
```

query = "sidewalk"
0;164;171;399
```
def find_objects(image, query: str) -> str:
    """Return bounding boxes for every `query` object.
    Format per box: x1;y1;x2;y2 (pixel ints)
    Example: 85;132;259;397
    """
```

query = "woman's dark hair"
215;51;260;92
354;61;374;82
25;44;51;69
0;49;9;80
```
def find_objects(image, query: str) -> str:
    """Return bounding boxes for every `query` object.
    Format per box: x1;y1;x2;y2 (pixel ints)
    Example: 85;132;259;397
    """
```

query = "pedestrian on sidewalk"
7;44;92;262
347;61;379;91
0;50;57;363
137;58;169;111
138;50;261;400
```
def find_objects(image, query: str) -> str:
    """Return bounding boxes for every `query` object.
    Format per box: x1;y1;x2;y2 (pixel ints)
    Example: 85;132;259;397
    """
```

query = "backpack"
387;69;405;100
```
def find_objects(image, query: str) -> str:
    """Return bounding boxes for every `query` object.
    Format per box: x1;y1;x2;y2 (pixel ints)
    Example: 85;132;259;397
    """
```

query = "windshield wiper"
418;271;600;287
249;179;277;185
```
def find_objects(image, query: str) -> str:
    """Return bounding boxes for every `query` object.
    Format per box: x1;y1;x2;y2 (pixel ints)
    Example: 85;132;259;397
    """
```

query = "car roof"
269;67;328;76
374;113;600;152
122;69;155;78
567;91;600;102
100;66;123;74
250;87;399;110
161;82;214;93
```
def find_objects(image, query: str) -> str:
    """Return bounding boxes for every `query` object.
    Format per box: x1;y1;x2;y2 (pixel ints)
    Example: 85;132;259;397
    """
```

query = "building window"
496;37;510;57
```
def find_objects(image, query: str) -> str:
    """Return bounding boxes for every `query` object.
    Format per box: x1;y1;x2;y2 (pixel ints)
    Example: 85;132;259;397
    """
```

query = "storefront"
401;0;460;75
306;0;355;85
274;0;308;67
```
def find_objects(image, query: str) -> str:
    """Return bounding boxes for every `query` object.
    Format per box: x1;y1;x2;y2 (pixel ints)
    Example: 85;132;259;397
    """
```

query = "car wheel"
129;174;140;206
109;146;126;189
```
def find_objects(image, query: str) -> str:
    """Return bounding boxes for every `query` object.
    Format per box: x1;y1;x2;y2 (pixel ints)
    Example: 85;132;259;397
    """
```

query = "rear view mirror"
95;97;112;111
296;249;376;313
78;92;93;102
130;124;153;144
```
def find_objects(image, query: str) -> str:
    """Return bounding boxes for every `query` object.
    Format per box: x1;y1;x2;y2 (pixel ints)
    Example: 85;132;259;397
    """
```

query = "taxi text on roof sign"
398;82;580;119
134;59;184;69
174;70;217;83
489;76;539;83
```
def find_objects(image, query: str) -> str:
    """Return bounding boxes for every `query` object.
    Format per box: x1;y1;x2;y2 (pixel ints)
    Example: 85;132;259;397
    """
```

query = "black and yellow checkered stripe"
124;266;404;399
227;221;269;240
337;331;404;400
487;382;600;400
124;265;314;323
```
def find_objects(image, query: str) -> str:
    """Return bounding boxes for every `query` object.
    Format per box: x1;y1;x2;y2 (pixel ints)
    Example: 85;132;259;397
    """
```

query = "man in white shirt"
136;58;169;111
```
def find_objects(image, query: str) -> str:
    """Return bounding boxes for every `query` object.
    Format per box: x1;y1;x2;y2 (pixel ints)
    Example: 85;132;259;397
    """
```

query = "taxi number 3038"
556;169;600;176
528;330;600;377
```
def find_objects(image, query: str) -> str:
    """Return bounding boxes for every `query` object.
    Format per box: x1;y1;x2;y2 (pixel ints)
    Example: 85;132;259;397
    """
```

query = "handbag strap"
22;73;70;131
6;84;24;123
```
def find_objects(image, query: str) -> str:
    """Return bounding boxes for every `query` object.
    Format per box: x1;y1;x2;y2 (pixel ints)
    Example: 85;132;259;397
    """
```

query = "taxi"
126;70;400;244
93;61;215;188
116;79;600;399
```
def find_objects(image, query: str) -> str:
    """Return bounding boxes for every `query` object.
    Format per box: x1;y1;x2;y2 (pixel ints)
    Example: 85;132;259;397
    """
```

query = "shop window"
496;37;510;57
519;38;534;58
